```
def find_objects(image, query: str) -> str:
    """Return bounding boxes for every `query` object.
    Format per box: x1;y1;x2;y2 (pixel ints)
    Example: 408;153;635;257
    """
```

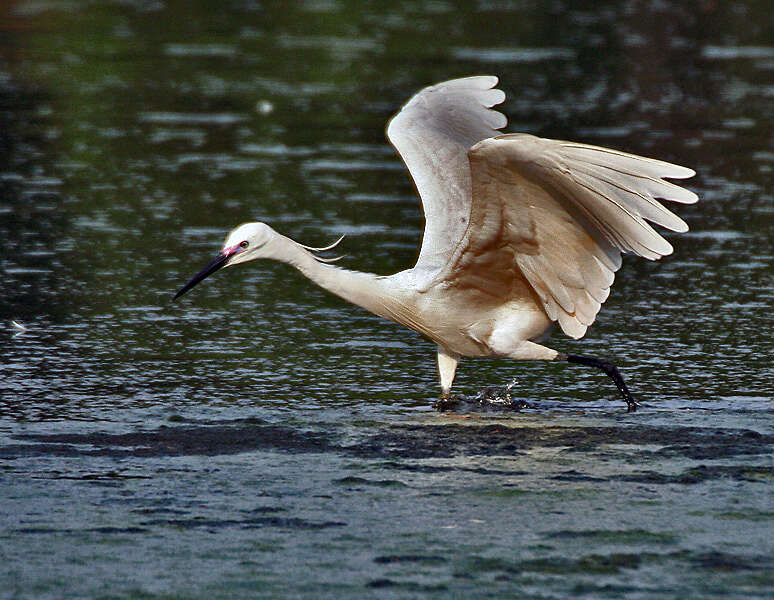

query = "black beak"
173;252;230;301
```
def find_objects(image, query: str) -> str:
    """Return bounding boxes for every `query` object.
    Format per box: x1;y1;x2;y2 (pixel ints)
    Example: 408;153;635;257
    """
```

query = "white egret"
174;76;697;412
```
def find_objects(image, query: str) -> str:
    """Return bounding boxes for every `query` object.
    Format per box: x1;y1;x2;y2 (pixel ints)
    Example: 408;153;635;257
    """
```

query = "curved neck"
270;234;404;322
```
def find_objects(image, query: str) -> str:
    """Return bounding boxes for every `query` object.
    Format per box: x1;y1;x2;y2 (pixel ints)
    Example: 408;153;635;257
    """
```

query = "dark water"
1;1;772;597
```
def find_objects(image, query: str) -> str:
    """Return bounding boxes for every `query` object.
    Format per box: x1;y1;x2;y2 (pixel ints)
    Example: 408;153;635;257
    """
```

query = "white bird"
174;76;697;412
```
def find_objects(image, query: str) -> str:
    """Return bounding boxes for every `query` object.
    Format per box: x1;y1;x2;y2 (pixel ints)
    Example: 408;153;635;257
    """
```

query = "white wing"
386;76;507;277
446;133;697;339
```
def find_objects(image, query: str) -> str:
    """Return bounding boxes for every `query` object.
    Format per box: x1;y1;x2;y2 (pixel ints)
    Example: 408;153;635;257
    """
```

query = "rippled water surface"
1;1;772;598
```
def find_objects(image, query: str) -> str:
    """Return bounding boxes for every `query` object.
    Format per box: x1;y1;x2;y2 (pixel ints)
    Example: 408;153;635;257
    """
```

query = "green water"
1;1;772;598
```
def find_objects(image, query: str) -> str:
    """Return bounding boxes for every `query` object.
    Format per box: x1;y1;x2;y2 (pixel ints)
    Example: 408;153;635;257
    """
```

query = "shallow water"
1;1;772;598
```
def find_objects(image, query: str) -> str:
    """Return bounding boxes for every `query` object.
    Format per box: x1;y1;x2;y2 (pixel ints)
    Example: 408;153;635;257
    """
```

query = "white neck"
269;234;407;323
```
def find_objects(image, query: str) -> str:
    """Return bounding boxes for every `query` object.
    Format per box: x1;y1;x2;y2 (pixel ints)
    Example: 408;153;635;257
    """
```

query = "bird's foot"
598;358;638;412
566;354;638;412
623;393;639;413
433;394;463;411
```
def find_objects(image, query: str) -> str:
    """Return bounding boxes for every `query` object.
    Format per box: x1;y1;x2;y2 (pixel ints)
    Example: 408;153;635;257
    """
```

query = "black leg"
565;354;638;412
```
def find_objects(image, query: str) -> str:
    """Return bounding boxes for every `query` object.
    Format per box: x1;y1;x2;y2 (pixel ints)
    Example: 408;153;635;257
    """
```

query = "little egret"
175;76;698;411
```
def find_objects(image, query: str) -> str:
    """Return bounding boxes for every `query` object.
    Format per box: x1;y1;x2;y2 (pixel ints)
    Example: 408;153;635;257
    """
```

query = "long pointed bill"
173;252;231;301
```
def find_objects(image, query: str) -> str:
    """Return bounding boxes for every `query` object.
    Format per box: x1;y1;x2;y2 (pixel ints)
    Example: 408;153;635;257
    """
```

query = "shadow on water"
5;416;772;467
3;412;772;596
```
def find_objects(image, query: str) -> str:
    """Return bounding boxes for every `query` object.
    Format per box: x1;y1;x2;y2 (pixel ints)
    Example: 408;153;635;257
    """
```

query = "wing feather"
386;76;507;277
446;134;696;338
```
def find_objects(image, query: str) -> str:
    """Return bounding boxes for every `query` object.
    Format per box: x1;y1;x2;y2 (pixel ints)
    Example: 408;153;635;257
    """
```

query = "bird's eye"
239;241;249;249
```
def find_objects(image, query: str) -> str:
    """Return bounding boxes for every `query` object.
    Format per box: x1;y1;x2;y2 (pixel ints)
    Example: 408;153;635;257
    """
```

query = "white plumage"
176;76;697;411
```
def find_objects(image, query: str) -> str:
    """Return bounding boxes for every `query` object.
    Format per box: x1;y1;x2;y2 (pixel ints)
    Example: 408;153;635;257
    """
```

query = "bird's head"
173;221;276;300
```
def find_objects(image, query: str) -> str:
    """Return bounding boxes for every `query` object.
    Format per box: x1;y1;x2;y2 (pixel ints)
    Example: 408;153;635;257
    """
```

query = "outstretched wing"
446;133;697;338
386;76;507;277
